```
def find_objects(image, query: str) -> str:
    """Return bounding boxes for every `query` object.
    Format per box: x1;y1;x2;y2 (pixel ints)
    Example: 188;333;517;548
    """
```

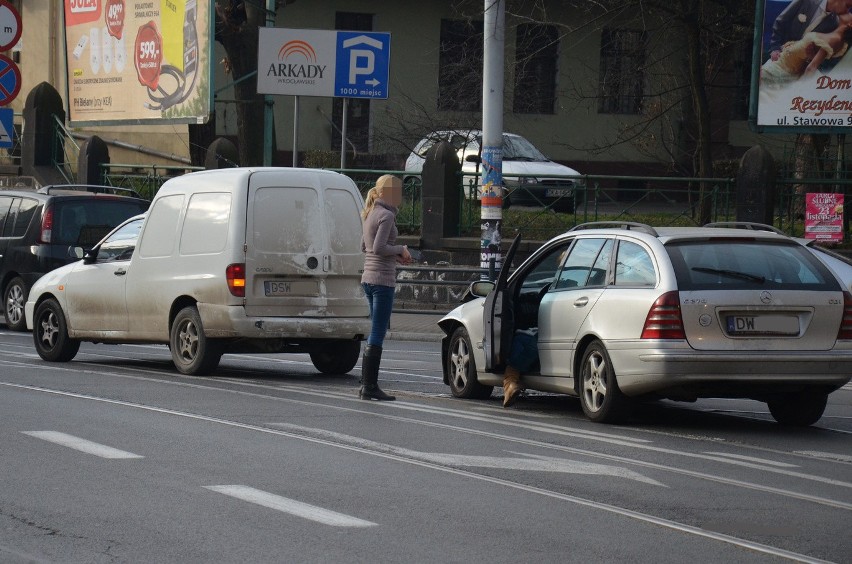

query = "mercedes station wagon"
438;222;852;426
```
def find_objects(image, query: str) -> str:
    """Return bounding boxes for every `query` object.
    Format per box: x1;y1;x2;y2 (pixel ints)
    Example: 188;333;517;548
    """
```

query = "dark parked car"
1;184;149;331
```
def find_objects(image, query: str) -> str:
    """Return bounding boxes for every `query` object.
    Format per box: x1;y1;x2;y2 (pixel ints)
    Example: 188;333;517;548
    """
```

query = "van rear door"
244;170;368;318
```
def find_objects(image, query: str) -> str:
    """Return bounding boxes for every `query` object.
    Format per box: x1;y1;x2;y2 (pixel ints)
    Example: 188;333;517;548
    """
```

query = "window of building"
598;29;646;115
513;24;558;114
438;19;483;112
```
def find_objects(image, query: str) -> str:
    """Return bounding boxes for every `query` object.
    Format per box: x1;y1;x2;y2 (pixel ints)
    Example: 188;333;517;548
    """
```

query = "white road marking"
21;431;143;459
702;452;799;468
204;485;376;527
0;382;840;562
794;451;852;464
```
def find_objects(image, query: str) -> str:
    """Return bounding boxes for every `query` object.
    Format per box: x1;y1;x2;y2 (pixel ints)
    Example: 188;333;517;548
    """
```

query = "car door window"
554;238;611;289
614;240;656;286
0;196;11;234
96;218;143;262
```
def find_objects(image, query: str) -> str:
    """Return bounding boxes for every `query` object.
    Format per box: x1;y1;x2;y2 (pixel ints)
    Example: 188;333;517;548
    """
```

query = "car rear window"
54;199;149;246
665;240;840;291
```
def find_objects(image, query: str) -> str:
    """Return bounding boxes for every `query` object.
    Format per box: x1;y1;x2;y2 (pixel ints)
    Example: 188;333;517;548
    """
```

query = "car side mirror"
82;248;98;264
465;154;482;165
470;280;495;297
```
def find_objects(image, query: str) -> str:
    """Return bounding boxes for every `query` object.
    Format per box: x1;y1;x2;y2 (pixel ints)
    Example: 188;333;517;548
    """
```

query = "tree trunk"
215;3;272;167
682;1;714;225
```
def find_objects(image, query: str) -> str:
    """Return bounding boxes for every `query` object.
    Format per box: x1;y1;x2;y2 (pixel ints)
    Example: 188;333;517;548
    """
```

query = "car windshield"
469;135;548;161
666;240;840;291
418;132;550;162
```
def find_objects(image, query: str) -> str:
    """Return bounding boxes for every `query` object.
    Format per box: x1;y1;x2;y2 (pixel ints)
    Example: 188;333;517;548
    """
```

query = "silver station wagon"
438;222;852;426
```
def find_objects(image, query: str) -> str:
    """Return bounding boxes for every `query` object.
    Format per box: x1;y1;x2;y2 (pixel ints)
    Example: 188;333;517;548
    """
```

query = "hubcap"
450;338;469;389
583;351;608;412
39;311;59;350
6;285;23;325
177;320;199;362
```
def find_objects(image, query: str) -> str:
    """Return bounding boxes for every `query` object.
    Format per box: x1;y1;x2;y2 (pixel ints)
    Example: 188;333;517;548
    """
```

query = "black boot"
359;345;395;401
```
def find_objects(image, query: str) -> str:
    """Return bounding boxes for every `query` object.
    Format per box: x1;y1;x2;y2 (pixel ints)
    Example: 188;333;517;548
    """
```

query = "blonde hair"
362;186;381;219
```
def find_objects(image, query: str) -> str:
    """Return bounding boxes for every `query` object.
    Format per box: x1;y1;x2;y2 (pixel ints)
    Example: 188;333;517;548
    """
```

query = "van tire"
4;277;28;332
33;298;80;362
310;341;361;374
171;306;222;375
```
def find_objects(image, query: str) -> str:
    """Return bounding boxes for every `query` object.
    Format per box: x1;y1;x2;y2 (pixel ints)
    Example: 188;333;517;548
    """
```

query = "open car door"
483;233;521;372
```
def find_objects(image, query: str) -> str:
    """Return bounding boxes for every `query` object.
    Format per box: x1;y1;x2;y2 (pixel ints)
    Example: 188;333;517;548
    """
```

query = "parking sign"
258;29;391;99
333;32;390;99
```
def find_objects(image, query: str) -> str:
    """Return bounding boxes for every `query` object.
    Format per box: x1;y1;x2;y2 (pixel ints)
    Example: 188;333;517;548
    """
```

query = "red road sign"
0;0;22;52
0;54;21;106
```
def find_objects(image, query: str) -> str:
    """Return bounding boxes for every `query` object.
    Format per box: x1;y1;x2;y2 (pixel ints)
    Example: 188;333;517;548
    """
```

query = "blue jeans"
363;283;395;347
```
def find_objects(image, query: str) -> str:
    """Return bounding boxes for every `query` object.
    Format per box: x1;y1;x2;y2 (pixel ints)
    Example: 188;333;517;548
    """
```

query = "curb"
386;331;443;343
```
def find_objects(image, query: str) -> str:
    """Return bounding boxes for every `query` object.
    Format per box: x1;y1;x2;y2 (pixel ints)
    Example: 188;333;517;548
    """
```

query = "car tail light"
641;291;686;339
837;292;852;340
226;263;246;297
39;205;54;243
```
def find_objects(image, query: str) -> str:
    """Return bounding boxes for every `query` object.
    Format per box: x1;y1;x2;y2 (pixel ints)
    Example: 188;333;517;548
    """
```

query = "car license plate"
264;280;317;297
725;315;799;336
545;188;571;198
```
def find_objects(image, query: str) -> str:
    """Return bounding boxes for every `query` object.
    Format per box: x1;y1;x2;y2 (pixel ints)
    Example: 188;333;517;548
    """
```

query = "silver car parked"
438;222;852;425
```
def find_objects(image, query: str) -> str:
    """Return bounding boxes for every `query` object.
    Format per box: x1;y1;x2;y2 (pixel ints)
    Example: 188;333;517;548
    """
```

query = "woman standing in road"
359;174;412;400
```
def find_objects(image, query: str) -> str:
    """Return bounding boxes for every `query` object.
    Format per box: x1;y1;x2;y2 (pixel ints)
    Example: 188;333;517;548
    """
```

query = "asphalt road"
1;329;850;563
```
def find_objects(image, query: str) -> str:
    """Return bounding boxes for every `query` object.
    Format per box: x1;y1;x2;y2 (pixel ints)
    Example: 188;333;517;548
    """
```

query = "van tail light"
226;263;246;297
837;292;852;340
641;291;686;339
39;205;54;243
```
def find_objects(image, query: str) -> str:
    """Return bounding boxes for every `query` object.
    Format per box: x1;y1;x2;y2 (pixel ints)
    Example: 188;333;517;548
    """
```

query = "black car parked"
0;185;149;331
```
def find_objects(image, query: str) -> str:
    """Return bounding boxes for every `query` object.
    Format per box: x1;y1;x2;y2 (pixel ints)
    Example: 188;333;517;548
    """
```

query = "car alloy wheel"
447;326;492;399
170;306;222;375
4;277;27;332
579;340;629;423
32;298;80;362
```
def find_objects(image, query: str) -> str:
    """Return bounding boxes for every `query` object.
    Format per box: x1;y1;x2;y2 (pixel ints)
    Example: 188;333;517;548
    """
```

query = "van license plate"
545;188;571;198
264;280;317;296
726;315;799;336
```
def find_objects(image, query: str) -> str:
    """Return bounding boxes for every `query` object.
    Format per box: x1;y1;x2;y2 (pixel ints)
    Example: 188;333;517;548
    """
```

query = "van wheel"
171;306;222;375
310;341;361;374
447;326;493;399
579;340;630;423
4;277;28;332
767;390;827;426
33;298;80;362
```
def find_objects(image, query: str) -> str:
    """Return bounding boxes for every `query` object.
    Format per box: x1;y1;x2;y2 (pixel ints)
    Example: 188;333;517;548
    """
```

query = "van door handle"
323;255;331;272
114;268;127;276
573;296;589;307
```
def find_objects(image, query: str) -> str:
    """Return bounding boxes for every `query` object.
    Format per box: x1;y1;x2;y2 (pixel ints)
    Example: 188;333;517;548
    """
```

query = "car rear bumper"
198;303;371;340
610;345;852;396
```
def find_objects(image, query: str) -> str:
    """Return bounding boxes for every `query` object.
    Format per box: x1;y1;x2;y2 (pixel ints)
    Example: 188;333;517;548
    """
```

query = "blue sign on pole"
333;32;390;100
0;107;13;148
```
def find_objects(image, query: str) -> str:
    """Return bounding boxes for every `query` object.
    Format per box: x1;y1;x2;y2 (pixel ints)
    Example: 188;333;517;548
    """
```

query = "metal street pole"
481;0;505;274
263;0;276;167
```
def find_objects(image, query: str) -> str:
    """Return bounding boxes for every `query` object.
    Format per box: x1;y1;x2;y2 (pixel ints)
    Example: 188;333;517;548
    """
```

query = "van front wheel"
310;340;361;374
171;306;222;375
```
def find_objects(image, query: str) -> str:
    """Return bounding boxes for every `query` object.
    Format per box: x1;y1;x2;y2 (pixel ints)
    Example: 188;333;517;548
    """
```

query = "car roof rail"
703;221;787;235
0;185;36;192
39;184;144;199
569;221;659;236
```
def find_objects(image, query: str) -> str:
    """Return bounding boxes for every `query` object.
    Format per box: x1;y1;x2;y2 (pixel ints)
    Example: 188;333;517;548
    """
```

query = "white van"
25;167;372;375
